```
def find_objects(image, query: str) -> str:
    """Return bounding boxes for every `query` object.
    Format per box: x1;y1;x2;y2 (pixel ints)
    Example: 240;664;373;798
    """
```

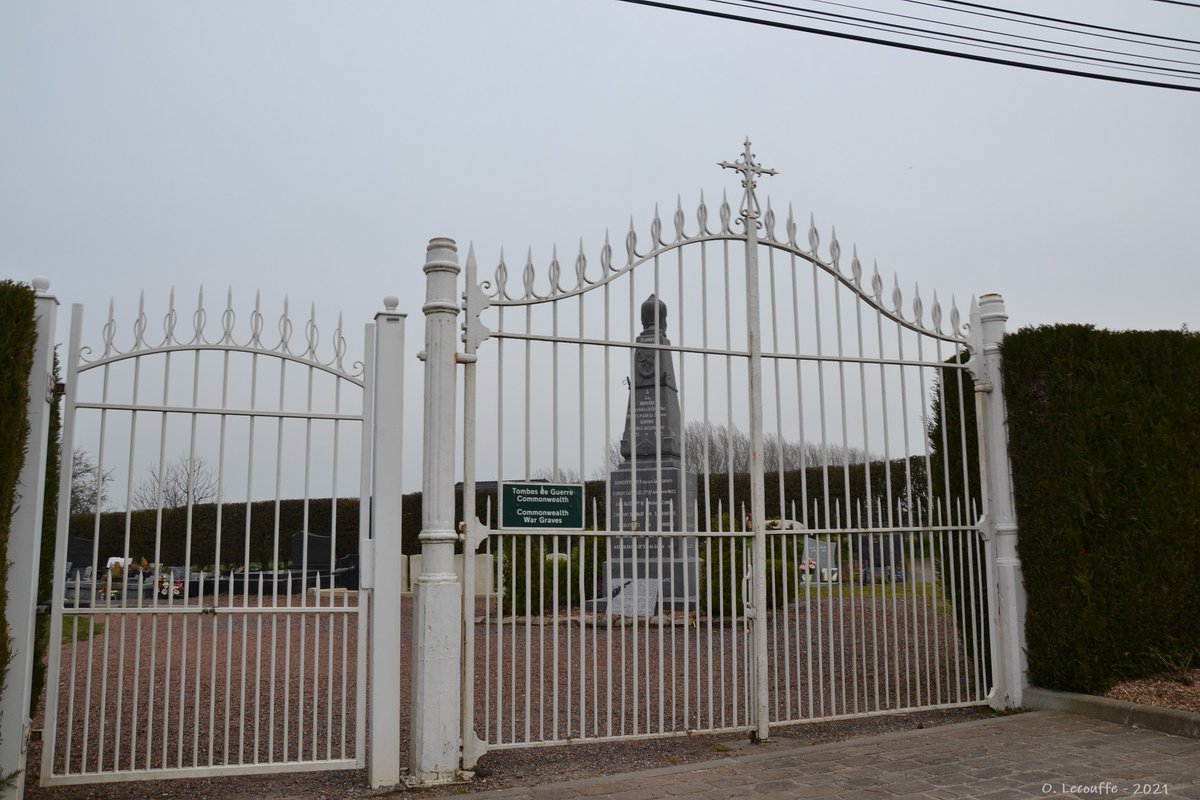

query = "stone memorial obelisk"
603;294;699;612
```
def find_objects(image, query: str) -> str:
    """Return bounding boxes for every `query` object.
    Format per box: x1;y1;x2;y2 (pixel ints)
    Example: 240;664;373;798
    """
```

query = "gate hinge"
462;517;489;552
462;729;488;770
462;280;493;351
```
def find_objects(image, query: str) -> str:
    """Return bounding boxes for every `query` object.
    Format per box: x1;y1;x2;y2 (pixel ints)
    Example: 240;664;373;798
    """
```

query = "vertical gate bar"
831;273;850;717
496;306;506;746
267;354;287;764
185;353;202;765
358;312;378;767
892;323;915;708
575;290;587;740
121;352;146;770
809;261;829;718
873;313;897;709
87;354;117;773
208;350;232;766
296;362;315;759
673;245;687;733
461;249;483;761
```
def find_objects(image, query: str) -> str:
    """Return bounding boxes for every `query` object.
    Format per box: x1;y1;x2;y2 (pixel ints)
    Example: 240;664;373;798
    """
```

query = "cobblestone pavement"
450;711;1200;800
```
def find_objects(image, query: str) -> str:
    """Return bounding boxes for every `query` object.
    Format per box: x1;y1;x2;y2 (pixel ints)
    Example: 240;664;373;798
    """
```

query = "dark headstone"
290;531;333;573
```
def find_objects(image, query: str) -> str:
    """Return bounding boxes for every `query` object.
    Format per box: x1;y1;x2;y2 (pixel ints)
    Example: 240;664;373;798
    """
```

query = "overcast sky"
4;1;1199;497
4;0;1198;342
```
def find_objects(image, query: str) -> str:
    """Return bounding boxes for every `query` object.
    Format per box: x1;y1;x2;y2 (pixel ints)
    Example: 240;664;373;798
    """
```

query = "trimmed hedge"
1003;325;1200;693
0;281;37;740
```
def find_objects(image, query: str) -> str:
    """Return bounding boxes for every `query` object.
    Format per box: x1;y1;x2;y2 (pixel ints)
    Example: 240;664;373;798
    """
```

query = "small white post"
410;238;463;784
0;278;57;800
971;293;1026;708
368;297;406;789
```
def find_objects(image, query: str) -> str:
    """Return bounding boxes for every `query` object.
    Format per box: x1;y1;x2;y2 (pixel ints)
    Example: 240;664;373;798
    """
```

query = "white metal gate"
42;291;370;784
455;142;995;758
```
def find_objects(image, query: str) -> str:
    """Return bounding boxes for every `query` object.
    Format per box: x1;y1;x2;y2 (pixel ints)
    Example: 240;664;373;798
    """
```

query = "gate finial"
719;138;777;225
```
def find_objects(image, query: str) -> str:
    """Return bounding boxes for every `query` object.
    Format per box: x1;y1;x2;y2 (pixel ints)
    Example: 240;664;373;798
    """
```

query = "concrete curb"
1024;685;1200;739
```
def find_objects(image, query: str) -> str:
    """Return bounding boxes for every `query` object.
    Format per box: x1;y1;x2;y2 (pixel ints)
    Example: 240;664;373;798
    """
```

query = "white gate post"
1;278;57;800
410;237;464;784
367;297;406;788
971;293;1026;708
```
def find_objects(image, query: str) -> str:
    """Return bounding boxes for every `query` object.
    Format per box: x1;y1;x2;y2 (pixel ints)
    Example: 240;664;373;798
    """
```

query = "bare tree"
682;420;874;474
529;466;584;483
70;447;113;516
133;456;220;510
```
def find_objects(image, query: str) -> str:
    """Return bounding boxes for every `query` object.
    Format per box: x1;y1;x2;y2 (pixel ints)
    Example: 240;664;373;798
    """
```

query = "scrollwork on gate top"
476;198;969;342
81;286;364;380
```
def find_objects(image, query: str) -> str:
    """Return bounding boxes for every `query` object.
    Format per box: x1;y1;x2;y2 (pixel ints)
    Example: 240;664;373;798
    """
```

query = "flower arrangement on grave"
157;573;184;597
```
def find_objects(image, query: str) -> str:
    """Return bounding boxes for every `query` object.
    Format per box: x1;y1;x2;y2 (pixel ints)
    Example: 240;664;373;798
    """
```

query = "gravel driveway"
26;589;988;799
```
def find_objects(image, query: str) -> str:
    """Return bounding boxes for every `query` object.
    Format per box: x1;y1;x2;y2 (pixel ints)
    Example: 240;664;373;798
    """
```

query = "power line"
614;0;1200;91
909;0;1200;49
723;0;1200;74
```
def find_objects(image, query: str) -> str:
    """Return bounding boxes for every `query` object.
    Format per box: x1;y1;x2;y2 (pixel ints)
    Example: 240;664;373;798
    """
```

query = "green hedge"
1003;325;1200;692
68;497;370;570
0;281;37;742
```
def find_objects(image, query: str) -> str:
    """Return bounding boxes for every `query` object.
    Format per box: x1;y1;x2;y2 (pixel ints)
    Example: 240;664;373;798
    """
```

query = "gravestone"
290;531;333;574
601;295;699;612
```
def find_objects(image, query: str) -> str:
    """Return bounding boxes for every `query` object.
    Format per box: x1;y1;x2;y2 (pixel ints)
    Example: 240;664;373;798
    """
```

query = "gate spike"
548;244;561;294
763;198;775;241
281;294;293;353
102;297;118;356
250;289;264;347
891;273;903;315
495;248;509;299
625;216;638;264
651;203;663;247
931;290;943;334
697;190;709;236
674;195;686;242
912;283;924;328
830;227;841;271
851;245;862;286
522;247;536;299
192;286;207;345
334;311;347;370
719;190;732;234
575;238;587;289
870;261;883;301
950;294;962;336
164;286;178;346
305;301;319;359
786;203;797;247
807;213;819;255
221;287;235;345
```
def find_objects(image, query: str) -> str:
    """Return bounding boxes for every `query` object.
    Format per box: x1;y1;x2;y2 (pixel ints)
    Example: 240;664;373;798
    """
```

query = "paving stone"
449;712;1200;800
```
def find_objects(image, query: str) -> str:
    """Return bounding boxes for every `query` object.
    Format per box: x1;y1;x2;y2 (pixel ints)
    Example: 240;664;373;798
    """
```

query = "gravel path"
26;590;990;799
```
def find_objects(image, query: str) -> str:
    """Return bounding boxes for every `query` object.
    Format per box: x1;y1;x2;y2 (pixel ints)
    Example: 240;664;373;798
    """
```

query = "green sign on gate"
500;482;585;530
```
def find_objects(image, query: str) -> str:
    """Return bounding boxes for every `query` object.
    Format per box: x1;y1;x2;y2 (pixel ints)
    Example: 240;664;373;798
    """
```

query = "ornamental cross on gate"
719;138;777;224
